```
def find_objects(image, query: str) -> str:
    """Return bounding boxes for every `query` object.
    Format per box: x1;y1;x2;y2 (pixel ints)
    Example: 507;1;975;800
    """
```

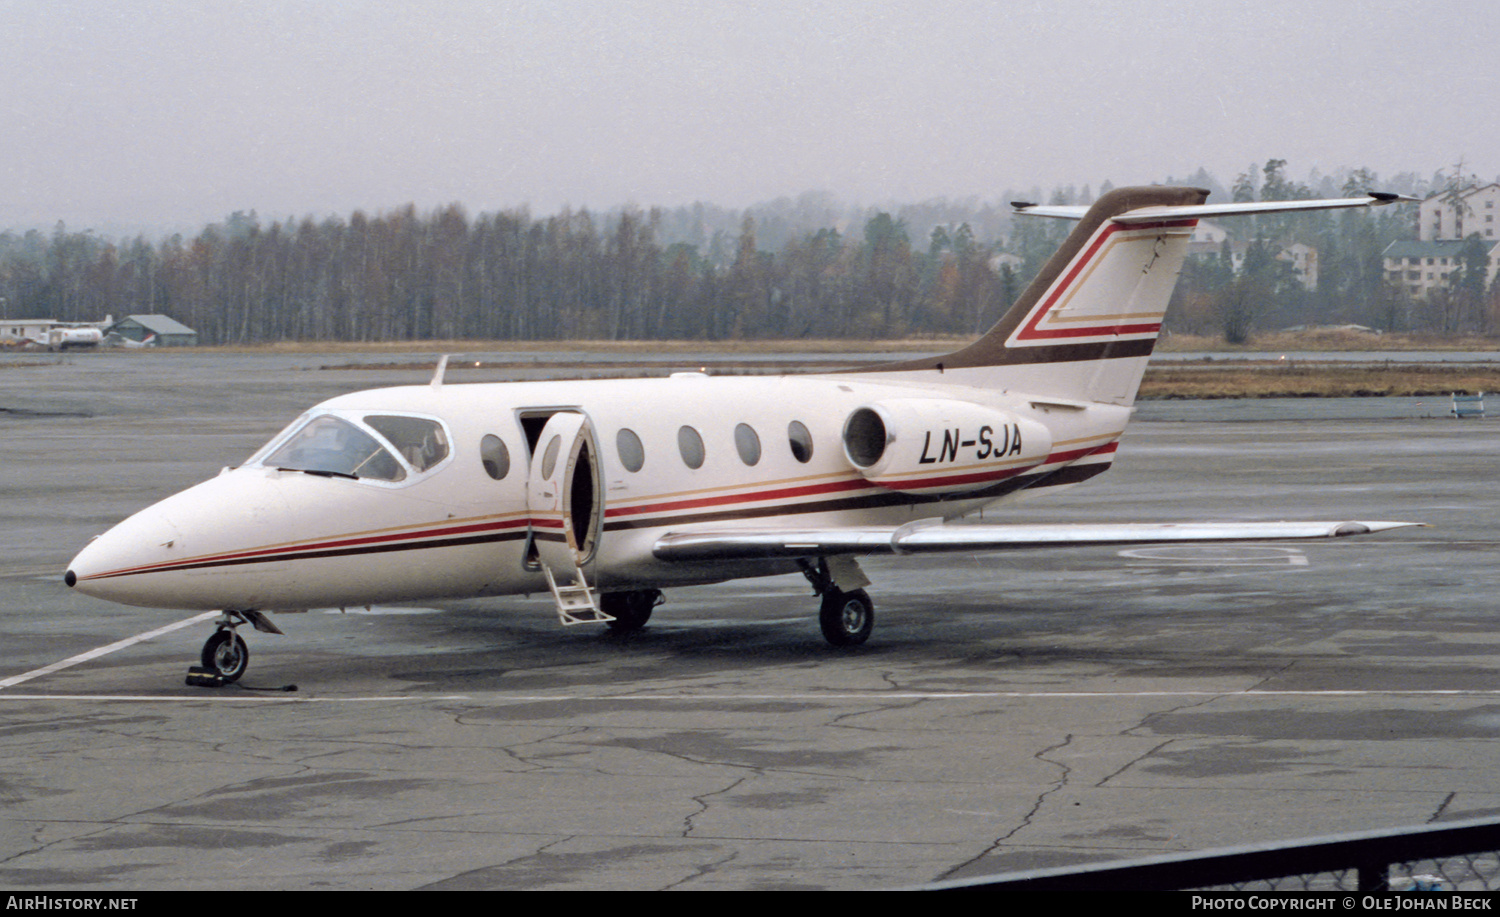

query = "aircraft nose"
64;469;295;610
66;502;186;604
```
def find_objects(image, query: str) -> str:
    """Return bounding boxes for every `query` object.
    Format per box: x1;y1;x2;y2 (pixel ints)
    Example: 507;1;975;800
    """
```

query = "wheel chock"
185;665;229;688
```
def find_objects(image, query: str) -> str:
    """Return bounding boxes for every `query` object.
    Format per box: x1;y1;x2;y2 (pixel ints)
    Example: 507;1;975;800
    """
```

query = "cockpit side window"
365;415;450;471
263;414;406;482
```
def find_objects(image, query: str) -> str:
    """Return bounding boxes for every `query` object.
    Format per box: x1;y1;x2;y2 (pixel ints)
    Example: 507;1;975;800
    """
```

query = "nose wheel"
201;629;249;682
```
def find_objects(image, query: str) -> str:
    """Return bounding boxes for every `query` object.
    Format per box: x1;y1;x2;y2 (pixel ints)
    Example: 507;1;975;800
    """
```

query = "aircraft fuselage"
66;371;1127;612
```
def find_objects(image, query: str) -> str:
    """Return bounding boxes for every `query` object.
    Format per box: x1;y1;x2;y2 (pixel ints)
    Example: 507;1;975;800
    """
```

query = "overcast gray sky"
4;0;1496;232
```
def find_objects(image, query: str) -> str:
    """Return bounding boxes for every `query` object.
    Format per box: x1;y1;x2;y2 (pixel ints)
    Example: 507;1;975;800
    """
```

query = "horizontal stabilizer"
653;521;1422;562
1013;194;1418;222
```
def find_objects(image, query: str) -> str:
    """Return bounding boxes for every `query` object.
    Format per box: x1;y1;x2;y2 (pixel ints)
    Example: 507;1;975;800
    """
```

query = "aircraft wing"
1012;193;1417;222
652;520;1421;562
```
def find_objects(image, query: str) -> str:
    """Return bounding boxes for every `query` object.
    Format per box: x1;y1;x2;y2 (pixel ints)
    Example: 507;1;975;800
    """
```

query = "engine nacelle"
841;399;1053;495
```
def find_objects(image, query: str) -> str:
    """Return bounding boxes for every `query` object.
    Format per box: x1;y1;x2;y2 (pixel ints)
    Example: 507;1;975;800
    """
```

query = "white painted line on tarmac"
0;694;473;702
486;690;1500;699
0;610;220;689
4;689;1500;703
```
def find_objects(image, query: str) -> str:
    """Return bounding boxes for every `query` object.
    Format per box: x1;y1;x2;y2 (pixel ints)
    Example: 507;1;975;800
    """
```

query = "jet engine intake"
841;399;1053;494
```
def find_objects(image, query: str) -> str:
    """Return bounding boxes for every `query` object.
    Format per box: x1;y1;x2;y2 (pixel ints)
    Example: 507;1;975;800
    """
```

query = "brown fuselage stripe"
81;528;533;579
84;459;1117;579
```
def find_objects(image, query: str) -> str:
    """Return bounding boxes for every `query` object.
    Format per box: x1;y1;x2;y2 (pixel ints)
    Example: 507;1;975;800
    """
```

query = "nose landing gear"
186;609;284;688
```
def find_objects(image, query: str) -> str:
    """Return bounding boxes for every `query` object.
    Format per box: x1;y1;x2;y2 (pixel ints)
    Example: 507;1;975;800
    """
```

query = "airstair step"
542;563;615;626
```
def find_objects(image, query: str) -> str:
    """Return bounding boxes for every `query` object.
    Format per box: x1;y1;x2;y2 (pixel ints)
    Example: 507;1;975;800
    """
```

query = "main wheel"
603;589;659;633
819;588;874;647
201;630;249;682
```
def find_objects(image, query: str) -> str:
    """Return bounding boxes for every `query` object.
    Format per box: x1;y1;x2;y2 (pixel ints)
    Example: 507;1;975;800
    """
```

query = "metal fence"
923;816;1500;891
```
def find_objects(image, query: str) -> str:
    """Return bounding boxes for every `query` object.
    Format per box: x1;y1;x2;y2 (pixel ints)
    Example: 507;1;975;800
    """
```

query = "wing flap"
653;521;1421;562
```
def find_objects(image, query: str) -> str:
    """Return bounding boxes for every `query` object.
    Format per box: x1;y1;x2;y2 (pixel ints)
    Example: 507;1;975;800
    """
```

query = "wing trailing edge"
652;521;1422;562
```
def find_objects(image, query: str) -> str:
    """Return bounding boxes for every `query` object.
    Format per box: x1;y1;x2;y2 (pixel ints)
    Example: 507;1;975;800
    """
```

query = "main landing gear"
186;609;284;688
594;574;873;646
801;556;875;647
819;587;874;646
600;589;663;634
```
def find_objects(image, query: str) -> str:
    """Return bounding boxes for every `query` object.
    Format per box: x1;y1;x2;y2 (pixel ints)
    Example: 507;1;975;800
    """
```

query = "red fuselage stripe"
85;440;1120;579
82;517;531;580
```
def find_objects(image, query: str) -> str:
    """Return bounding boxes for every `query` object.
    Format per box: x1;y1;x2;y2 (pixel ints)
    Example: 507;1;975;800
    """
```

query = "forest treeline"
0;162;1491;345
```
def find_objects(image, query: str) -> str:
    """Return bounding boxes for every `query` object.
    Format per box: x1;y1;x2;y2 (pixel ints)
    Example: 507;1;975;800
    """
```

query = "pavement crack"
662;847;740;890
684;776;749;838
1105;693;1226;787
0;822;118;868
414;835;577;891
826;693;927;729
1097;738;1174;787
1246;661;1299;693
1128;691;1226;739
1431;791;1457;823
936;733;1076;881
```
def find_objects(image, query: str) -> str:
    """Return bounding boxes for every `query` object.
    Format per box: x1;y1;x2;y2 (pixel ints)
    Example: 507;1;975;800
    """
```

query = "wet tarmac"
1;351;1497;890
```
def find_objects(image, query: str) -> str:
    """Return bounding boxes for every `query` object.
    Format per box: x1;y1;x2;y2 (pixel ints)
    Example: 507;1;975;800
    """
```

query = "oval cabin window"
540;434;562;479
616;428;645;473
734;423;762;466
787;420;814;464
480;434;510;480
677;425;705;469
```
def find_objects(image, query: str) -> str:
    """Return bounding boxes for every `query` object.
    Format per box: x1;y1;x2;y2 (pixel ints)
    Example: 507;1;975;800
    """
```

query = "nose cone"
67;502;185;604
66;470;292;610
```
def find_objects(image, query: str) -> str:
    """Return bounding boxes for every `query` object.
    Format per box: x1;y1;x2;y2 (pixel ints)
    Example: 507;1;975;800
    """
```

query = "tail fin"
865;185;1415;406
870;185;1208;405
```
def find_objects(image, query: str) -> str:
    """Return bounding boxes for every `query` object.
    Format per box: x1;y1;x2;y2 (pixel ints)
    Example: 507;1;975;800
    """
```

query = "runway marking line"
0;694;473;702
0;610;219;690
4;690;1500;703
8;611;1500;702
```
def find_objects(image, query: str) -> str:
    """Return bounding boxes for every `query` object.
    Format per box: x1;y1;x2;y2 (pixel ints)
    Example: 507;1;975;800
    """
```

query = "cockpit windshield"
262;414;407;482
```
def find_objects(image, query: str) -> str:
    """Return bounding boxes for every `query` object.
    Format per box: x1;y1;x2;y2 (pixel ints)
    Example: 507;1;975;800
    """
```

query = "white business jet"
103;332;158;349
65;186;1419;684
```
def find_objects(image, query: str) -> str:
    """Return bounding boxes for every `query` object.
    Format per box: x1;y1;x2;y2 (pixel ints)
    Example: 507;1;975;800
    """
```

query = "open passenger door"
525;411;609;624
